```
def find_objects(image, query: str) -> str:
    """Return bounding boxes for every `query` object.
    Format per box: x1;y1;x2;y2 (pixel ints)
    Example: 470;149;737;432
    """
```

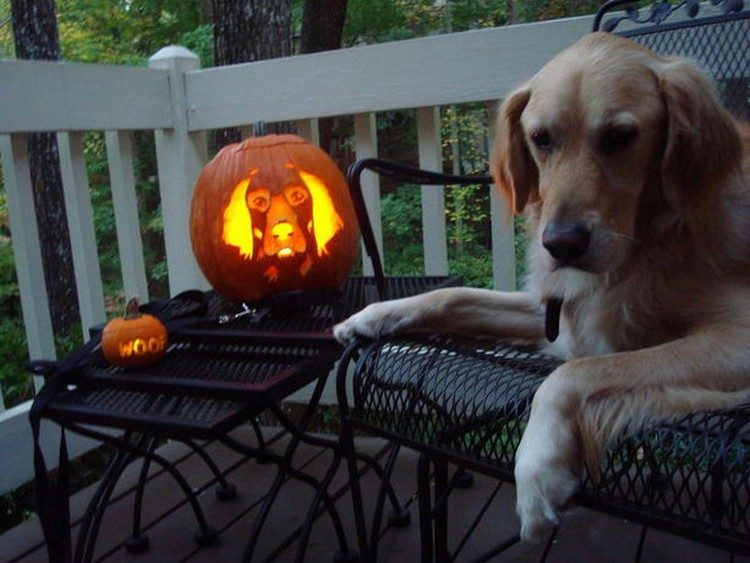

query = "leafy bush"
0;318;32;407
381;184;424;275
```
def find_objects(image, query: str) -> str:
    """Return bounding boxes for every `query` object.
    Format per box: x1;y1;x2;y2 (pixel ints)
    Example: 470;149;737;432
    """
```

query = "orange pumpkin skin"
190;134;359;303
102;310;168;369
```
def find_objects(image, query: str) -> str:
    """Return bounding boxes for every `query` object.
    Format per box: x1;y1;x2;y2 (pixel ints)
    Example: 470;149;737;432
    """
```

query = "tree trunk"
212;0;293;147
506;0;517;24
10;0;80;335
300;0;347;53
299;0;348;164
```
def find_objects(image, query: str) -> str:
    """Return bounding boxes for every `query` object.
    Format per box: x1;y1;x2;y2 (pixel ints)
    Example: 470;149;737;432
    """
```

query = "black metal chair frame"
336;2;750;561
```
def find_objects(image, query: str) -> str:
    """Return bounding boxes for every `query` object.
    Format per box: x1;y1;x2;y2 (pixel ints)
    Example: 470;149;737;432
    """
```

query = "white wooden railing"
0;14;593;493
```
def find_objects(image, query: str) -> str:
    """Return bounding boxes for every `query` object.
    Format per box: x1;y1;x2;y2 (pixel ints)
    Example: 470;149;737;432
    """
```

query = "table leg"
433;458;449;563
75;442;133;562
66;423;218;546
241;370;347;562
418;452;435;563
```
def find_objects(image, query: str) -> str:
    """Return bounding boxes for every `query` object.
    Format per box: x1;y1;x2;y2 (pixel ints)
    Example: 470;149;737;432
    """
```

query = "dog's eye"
530;129;553;151
600;126;638;153
285;186;309;206
246;189;270;212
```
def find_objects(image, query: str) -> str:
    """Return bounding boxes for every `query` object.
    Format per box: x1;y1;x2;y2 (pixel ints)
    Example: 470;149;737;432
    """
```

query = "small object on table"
101;296;168;368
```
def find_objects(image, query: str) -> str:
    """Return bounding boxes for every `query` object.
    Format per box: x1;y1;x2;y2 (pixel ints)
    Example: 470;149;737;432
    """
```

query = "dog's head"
492;32;742;277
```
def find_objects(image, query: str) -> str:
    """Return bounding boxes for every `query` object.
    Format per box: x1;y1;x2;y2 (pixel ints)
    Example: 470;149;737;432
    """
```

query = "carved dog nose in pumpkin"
272;221;294;241
263;194;307;257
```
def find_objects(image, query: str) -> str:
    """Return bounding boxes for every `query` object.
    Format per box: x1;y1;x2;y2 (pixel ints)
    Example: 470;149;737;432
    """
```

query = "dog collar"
545;298;563;342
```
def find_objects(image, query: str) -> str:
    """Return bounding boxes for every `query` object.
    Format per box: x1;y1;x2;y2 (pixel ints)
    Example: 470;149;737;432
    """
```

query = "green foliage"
179;23;214;67
0;236;18;309
0;2;13;59
381;184;424;275
446;0;513;29
344;0;410;45
0;317;31;407
515;0;601;23
448;248;494;288
57;0;208;64
514;216;529;286
80;132;168;301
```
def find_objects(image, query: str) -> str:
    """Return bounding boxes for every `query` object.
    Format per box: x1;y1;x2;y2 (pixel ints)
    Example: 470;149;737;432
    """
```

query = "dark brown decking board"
2;425;747;562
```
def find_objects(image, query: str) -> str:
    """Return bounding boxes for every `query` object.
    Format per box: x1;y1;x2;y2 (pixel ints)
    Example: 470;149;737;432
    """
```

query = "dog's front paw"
515;456;578;542
333;300;415;345
514;377;581;541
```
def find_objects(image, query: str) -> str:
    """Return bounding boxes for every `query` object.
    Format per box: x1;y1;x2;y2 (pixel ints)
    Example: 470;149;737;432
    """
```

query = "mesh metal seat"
345;335;750;556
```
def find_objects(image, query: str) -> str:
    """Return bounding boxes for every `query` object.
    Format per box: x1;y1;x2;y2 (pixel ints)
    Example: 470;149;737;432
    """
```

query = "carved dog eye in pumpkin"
285;185;309;206
246;188;271;212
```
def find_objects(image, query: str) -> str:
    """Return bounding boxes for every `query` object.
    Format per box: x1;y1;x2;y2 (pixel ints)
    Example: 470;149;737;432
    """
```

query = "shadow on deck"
1;425;742;562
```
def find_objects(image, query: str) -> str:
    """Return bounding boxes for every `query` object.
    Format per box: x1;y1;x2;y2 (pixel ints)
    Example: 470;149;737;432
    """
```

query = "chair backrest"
346;159;492;300
593;0;749;119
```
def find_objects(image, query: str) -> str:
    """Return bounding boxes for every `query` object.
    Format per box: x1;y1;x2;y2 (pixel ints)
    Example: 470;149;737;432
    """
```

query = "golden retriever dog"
334;32;750;541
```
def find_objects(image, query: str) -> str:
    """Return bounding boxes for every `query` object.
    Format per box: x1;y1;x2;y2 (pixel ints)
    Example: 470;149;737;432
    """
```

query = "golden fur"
334;32;750;540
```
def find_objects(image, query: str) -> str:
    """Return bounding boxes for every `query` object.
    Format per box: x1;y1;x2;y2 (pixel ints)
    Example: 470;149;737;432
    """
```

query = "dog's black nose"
542;222;591;264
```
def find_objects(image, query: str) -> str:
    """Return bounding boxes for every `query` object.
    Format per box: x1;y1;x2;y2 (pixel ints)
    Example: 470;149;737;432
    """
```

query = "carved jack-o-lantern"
102;297;168;369
190;134;359;303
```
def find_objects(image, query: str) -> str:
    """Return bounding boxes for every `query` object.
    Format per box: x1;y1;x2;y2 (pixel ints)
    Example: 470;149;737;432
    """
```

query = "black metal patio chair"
336;2;750;561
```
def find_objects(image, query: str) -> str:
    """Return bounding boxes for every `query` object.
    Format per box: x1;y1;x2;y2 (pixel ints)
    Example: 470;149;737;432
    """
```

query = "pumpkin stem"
124;296;141;320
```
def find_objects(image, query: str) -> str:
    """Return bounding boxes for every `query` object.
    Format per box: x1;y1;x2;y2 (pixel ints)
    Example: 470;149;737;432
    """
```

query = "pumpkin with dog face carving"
190;134;358;303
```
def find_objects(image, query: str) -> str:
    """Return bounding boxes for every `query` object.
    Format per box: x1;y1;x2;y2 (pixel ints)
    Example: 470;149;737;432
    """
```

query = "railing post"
0;134;56;390
417;106;449;276
105;130;150;303
354;113;382;276
487;100;517;291
296;119;320;146
57;131;107;337
149;46;209;296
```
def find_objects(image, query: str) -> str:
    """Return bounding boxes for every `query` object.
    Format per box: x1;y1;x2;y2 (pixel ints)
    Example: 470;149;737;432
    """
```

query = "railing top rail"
0;59;173;134
184;15;593;131
1;15;594;135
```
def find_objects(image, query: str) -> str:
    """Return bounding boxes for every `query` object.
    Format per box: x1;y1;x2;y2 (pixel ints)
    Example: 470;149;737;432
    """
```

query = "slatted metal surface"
49;276;461;438
47;387;248;439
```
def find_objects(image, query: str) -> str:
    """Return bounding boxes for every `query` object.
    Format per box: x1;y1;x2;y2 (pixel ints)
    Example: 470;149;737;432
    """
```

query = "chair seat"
349;335;750;553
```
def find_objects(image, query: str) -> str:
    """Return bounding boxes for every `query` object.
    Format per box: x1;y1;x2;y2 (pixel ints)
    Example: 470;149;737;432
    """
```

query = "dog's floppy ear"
658;60;742;214
222;178;254;259
491;86;538;214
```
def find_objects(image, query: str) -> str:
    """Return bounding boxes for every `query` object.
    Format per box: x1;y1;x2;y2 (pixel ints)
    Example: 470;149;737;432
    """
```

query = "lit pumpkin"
101;297;168;368
190;134;359;303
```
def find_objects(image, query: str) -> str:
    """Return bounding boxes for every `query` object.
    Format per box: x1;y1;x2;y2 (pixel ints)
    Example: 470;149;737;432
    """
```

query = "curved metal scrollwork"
595;0;745;32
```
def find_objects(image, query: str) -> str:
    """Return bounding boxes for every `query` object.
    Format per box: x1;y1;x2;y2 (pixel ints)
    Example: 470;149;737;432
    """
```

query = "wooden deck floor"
2;425;745;562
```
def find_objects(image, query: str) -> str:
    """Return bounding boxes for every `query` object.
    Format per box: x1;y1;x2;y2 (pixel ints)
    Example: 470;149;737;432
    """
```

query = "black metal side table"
31;275;460;563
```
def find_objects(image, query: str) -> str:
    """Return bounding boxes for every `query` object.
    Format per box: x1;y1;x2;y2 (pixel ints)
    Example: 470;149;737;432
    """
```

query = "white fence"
0;14;593;493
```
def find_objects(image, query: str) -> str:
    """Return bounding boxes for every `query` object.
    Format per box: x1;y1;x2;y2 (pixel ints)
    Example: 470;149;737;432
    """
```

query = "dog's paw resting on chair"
515;463;578;542
514;366;582;541
333;297;420;344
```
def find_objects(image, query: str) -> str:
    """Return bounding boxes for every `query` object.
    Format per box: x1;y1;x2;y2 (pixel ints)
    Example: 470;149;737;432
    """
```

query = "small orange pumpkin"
190;134;359;303
101;297;168;369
